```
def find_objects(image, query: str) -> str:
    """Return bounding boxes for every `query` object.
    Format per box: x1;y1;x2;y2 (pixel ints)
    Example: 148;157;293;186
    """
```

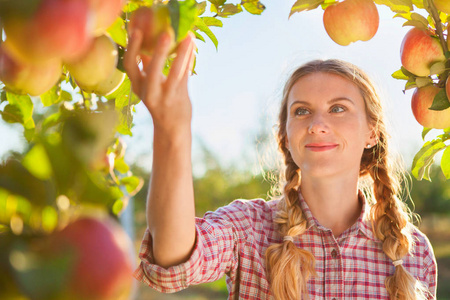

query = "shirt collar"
297;189;378;242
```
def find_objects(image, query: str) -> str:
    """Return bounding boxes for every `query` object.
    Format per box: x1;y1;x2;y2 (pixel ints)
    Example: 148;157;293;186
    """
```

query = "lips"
305;143;338;152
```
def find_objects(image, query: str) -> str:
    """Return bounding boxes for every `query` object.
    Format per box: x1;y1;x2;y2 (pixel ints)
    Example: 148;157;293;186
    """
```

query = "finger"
124;30;144;87
181;45;196;84
144;31;173;88
166;33;195;87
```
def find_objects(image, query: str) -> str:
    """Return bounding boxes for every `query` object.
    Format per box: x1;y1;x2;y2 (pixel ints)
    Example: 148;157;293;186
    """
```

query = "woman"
124;29;437;299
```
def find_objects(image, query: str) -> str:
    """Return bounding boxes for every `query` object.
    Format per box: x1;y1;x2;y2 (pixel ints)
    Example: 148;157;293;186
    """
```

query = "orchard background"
0;0;449;299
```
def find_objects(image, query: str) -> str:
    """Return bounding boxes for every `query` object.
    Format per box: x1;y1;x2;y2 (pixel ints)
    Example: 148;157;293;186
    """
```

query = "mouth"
305;143;338;152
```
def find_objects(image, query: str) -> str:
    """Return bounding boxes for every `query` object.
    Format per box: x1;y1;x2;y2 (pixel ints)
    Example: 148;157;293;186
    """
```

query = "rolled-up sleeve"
134;215;239;293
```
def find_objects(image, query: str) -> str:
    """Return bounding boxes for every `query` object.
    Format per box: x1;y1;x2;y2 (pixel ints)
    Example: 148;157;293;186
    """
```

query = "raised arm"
124;30;196;268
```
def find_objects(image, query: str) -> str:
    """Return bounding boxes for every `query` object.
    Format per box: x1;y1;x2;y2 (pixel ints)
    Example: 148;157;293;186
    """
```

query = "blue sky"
0;2;432;175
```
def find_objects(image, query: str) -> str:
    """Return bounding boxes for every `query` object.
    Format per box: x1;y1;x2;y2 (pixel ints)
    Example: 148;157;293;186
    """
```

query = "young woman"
124;30;437;299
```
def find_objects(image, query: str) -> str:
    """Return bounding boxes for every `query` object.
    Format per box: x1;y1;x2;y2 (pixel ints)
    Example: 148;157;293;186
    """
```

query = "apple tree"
0;0;265;298
0;0;449;298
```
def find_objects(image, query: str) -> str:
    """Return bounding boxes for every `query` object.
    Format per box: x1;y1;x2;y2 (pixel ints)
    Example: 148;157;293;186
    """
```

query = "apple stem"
428;0;448;54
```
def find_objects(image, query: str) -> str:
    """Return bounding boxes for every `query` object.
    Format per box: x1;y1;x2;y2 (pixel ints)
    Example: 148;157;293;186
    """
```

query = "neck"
300;173;362;237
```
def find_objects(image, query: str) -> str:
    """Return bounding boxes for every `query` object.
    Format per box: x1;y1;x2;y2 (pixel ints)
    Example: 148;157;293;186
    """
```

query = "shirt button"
331;249;338;258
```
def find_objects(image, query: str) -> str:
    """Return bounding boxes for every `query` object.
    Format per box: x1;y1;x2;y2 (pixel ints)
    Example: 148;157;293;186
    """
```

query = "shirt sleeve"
422;236;438;299
134;214;240;293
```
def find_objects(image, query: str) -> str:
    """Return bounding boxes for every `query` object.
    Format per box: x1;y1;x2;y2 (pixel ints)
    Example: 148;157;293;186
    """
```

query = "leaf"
392;68;409;80
402;20;428;30
374;0;413;13
422;127;432;140
114;157;130;174
411;139;447;180
429;88;450;110
429;61;446;75
169;0;197;42
107;17;128;48
441;146;450;179
194;17;219;50
120;175;141;193
197;1;207;15
290;0;324;17
22;144;53;181
412;0;424;9
193;30;206;42
208;0;226;7
415;77;431;88
202;16;223;27
242;0;266;15
218;3;243;18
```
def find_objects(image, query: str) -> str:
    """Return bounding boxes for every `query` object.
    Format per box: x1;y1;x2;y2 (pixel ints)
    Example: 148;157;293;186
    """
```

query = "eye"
295;107;310;116
330;105;345;113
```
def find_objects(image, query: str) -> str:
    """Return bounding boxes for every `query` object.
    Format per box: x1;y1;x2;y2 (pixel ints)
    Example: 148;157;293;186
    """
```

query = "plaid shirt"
135;194;437;299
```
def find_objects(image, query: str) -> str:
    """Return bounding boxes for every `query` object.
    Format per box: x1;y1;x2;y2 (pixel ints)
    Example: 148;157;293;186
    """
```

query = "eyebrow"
289;97;355;109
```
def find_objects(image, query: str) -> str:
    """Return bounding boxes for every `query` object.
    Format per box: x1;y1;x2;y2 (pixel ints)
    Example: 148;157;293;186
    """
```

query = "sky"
0;1;435;175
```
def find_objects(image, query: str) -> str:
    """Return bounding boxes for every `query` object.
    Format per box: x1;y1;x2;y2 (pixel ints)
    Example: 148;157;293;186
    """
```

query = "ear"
366;128;379;147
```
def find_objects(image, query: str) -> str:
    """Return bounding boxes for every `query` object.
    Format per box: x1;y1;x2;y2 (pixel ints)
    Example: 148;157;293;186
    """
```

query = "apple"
3;0;94;63
446;76;450;100
93;69;126;96
0;44;61;96
434;0;450;14
88;0;126;35
400;27;446;77
128;5;176;56
411;85;450;129
66;35;118;90
49;215;134;299
323;0;379;46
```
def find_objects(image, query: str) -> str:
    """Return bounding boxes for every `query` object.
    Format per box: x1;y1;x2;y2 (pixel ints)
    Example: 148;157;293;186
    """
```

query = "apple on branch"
66;34;118;91
411;85;450;129
3;0;94;63
48;215;134;300
88;0;126;35
128;5;176;56
400;27;446;77
0;44;62;96
323;0;379;46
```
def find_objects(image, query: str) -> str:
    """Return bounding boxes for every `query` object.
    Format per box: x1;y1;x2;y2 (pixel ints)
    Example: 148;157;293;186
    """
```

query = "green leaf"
429;61;446;75
116;106;134;136
40;85;64;107
242;0;266;15
114;157;130;174
412;0;424;9
193;30;206;42
107;17;128;48
415;77;431;88
374;0;413;13
120;175;141;193
197;1;207;15
169;0;197;42
208;0;226;7
429;88;450;111
290;0;324;17
194;17;219;50
441;146;450;179
422;127;432;140
392;68;409;80
202;16;223;27
402;20;428;30
218;3;242;18
411;138;447;180
22;144;53;181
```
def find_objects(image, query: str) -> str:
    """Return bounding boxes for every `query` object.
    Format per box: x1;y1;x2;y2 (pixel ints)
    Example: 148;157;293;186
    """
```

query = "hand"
124;30;196;134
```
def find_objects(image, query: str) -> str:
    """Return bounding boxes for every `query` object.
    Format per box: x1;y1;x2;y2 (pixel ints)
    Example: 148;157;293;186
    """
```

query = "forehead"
288;72;365;106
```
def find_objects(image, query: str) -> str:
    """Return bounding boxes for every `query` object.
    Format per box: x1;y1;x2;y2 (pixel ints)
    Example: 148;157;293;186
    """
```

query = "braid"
367;138;428;299
265;146;315;299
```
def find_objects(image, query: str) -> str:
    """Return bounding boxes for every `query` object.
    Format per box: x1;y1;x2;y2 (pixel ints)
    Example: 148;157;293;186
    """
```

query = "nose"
308;114;329;134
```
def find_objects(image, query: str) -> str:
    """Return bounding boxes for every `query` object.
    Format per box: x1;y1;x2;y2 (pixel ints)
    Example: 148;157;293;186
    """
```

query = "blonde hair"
265;59;427;299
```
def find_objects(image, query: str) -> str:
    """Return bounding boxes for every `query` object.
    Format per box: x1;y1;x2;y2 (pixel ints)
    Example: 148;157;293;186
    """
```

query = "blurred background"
1;0;449;299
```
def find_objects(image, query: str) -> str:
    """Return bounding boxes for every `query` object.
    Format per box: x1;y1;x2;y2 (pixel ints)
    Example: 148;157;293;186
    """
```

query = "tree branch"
428;0;448;53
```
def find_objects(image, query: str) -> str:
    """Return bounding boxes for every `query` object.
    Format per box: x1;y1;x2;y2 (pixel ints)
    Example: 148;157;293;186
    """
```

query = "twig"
428;0;448;53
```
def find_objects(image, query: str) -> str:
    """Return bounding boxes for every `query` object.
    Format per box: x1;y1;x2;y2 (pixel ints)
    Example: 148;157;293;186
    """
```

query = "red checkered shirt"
135;194;437;299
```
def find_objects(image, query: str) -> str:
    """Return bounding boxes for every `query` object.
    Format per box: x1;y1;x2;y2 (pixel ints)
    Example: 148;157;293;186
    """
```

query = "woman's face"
285;72;376;179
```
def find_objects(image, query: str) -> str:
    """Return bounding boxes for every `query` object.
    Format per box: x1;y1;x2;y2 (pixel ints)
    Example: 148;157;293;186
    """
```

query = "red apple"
446;76;450;100
400;27;446;77
88;0;126;35
411;85;450;129
3;0;94;63
49;215;134;299
66;35;118;90
128;5;176;56
0;44;61;96
323;0;379;46
434;0;450;14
